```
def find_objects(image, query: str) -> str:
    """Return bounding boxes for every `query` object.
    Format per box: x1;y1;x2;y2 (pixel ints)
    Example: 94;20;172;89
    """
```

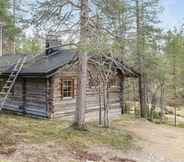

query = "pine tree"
74;0;89;129
32;0;92;129
134;0;161;118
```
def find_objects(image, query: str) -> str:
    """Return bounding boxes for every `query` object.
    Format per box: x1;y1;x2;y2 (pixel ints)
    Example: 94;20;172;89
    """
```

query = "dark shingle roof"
0;49;139;78
0;49;76;76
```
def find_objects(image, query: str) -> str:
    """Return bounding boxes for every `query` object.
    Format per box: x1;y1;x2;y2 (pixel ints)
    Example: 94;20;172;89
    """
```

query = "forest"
2;0;183;125
0;0;184;162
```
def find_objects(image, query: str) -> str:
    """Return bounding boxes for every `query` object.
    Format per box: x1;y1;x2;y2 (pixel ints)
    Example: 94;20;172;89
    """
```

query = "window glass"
62;80;73;98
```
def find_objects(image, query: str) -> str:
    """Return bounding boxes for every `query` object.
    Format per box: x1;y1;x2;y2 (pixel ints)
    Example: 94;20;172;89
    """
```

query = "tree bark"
13;0;16;54
132;79;137;117
74;0;88;129
0;25;3;56
103;83;109;128
136;0;146;118
149;93;156;121
99;82;102;125
173;52;177;127
160;83;165;123
120;77;125;114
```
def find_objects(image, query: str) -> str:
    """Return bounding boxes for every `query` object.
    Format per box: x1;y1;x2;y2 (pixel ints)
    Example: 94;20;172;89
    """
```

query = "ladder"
0;56;27;110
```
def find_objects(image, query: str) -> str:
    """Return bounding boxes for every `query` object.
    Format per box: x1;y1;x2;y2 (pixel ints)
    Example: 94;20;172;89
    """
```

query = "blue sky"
25;0;184;36
160;0;184;29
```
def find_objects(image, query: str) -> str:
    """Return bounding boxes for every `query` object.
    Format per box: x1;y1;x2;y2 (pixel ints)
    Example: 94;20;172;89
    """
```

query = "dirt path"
122;119;184;162
87;119;184;162
127;121;184;161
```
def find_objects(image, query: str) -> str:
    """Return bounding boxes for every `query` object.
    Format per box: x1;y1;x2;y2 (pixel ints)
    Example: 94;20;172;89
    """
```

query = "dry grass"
0;112;134;156
177;107;184;117
0;130;16;154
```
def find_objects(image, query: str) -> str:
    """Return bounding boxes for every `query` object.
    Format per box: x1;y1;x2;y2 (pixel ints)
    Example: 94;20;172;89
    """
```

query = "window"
61;79;74;98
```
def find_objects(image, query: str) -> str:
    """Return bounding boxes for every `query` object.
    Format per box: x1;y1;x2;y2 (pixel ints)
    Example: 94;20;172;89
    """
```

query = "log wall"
0;63;124;120
51;63;123;121
3;78;48;117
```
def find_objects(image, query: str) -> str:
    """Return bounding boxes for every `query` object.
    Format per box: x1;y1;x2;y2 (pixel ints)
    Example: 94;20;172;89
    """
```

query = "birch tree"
89;54;118;128
165;28;184;126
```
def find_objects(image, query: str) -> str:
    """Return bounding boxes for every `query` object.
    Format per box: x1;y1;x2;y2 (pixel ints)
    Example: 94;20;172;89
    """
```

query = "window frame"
61;78;74;99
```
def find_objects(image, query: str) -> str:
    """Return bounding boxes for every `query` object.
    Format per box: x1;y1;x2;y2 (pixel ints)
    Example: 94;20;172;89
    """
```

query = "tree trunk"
103;83;109;128
138;76;146;117
171;38;177;127
120;77;125;114
74;0;88;129
13;0;16;54
149;94;156;121
136;0;146;118
173;55;177;127
99;82;102;125
160;83;165;123
0;25;3;56
132;79;137;117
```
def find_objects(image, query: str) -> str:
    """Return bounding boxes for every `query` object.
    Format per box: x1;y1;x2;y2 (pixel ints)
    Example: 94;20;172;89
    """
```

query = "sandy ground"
86;119;184;162
0;119;184;162
121;119;184;162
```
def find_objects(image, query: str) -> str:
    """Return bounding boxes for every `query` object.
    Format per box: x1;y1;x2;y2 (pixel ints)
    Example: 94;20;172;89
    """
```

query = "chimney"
45;34;62;55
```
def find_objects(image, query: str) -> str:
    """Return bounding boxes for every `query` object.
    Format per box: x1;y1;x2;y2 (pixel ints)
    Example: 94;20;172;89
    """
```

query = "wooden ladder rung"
3;86;10;89
10;74;16;77
12;70;18;73
6;81;12;83
0;92;6;95
0;56;27;110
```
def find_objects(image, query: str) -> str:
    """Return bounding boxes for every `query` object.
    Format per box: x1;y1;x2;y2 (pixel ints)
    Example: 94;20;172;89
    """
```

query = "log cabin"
0;36;140;120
